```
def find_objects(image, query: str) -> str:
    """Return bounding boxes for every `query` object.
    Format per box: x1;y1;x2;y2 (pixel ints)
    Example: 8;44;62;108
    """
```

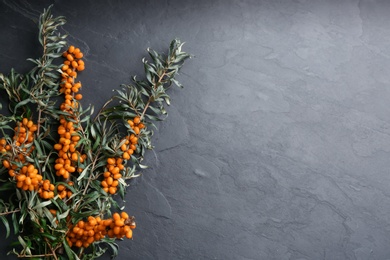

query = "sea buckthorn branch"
96;39;191;168
0;5;191;260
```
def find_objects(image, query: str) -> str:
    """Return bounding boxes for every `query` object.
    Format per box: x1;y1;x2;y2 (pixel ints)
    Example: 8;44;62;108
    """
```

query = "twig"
0;209;20;216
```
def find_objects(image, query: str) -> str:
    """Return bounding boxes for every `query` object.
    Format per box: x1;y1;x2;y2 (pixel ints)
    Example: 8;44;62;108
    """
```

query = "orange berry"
88;219;97;227
115;219;125;227
106;177;113;186
71;153;79;161
8;170;15;177
101;181;108;189
75;52;83;59
113;226;120;235
75;94;82;100
27;164;34;173
108;187;117;194
123;225;131;233
113;213;120;221
42;191;49;199
125;230;133;239
107;230;114;238
87;236;94;243
121;212;129;219
59;190;67;198
122;152;130;160
75;240;82;248
57;184;65;191
68;46;75;54
66;54;74;61
73;226;80;233
43;182;49;190
104;219;113;226
67;166;76;173
71;135;80;142
54;163;63;170
113;173;122;180
107;158;116;165
24;177;32;186
133;117;140;124
2;160;10;168
78;220;85;228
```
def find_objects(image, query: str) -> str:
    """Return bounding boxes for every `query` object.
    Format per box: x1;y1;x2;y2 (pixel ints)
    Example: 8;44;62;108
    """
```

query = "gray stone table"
1;0;390;259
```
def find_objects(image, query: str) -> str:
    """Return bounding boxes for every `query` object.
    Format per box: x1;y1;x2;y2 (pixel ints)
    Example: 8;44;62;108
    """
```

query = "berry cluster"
14;164;42;191
120;116;144;160
53;46;86;184
56;182;73;200
106;212;135;239
101;158;123;195
66;212;135;248
127;116;144;135
0;139;8;153
1;118;56;199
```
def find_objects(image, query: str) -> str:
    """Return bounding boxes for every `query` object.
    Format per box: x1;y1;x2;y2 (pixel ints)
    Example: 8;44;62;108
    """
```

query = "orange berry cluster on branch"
15;164;42;192
107;212;135;239
1;119;55;199
120;116;144;160
54;45;86;182
56;182;73;199
5;119;38;169
66;212;135;248
101;158;124;195
127;116;144;135
54;120;86;180
13;118;38;145
0;138;9;153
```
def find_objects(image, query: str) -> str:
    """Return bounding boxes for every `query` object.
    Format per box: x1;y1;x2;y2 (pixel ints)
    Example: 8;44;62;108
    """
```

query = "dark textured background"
1;0;390;259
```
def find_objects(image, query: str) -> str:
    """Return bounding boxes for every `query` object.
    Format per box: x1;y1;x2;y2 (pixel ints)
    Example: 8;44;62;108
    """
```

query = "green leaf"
0;216;10;238
32;199;52;210
63;240;79;260
171;78;183;88
12;211;19;235
33;139;43;155
13;98;31;112
77;164;91;181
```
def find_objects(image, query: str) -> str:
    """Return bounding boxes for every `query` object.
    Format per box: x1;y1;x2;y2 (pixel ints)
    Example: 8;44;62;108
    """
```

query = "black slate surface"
1;0;390;259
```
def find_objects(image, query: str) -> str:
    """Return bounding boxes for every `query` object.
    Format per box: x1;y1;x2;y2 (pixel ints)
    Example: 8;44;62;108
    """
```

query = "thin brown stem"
140;72;166;121
36;28;47;137
17;253;54;258
94;97;114;122
0;209;20;216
